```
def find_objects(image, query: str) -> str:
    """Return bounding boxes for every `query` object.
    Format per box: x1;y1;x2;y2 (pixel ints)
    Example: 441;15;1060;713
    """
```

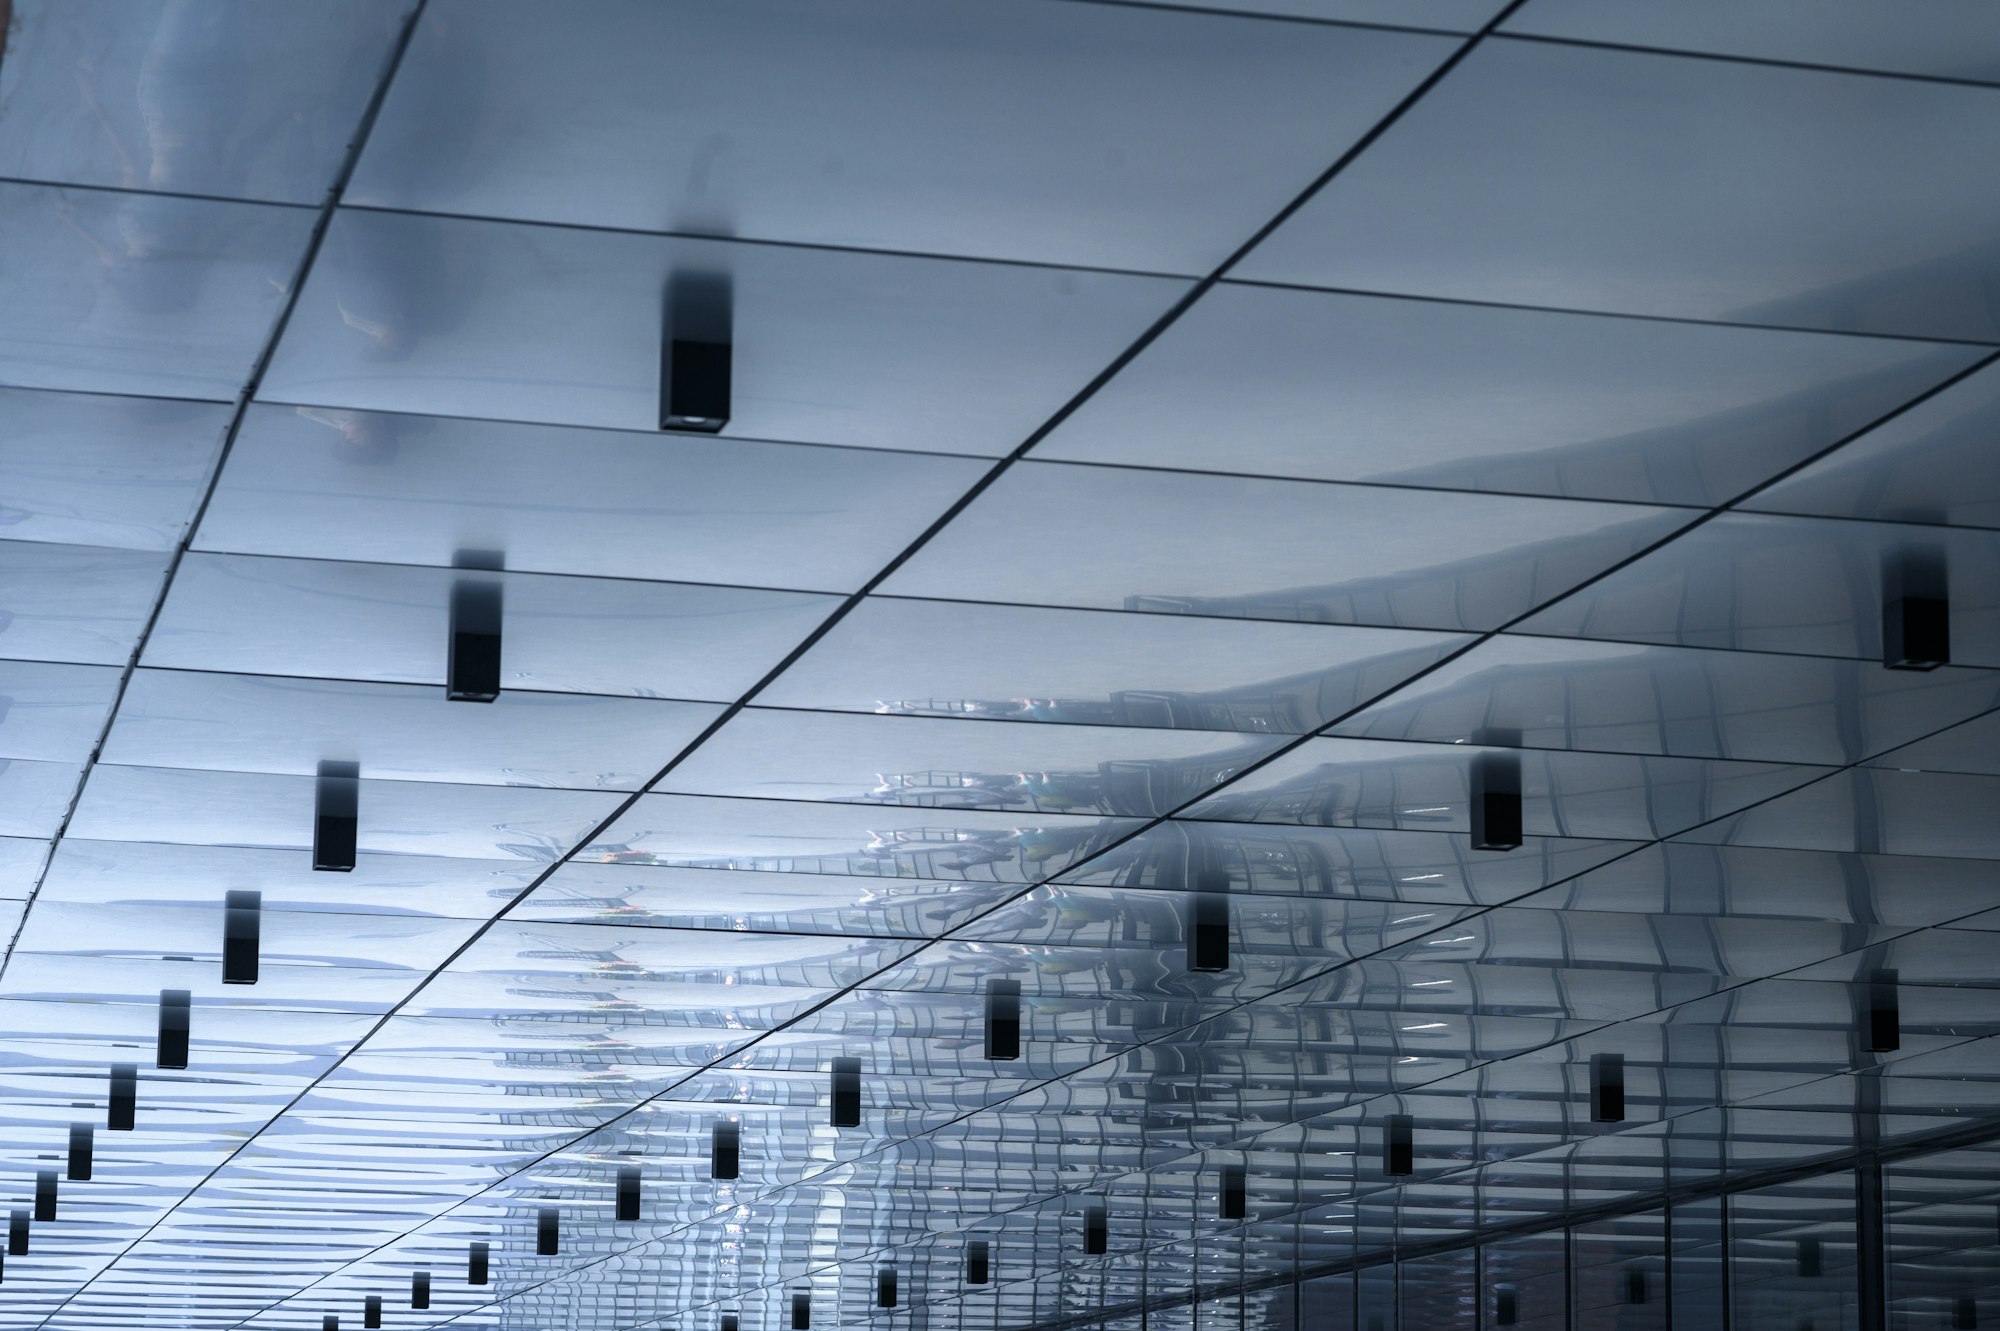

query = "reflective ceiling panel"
1746;358;2000;528
1502;0;2000;83
0;180;314;397
759;596;1466;736
881;461;1690;631
1143;0;1510;29
257;209;1189;451
0;0;414;203
1;3;1994;1329
1236;39;2000;340
345;0;1457;272
1036;283;1980;504
195;405;989;589
143;553;840;699
0;386;229;551
1325;634;2000;764
1514;513;2000;663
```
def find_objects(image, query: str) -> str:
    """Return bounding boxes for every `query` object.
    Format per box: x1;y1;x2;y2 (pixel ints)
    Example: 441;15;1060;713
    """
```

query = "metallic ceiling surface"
0;1;1996;1329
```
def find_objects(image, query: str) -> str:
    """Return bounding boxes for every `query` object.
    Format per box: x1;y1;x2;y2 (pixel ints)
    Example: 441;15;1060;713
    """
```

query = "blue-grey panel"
1239;40;2000;340
257;210;1187;454
0;181;313;397
1043;283;1981;504
0;0;413;203
1503;0;2000;83
146;553;837;701
1515;513;2000;665
1136;0;1506;30
347;0;1457;271
1679;768;2000;860
1182;737;1819;842
0;387;229;550
760;597;1466;735
657;707;1288;818
195;405;989;590
100;669;724;791
883;461;1689;632
1329;635;2000;765
0;538;171;665
1749;360;2000;528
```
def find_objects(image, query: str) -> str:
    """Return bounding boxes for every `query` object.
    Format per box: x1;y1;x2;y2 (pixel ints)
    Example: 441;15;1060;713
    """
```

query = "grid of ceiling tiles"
4;1;2000;1329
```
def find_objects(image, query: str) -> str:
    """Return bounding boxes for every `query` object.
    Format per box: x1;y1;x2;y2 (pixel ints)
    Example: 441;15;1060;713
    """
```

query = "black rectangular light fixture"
157;989;191;1069
1185;891;1230;973
1864;968;1901;1053
364;1295;382;1329
7;1212;25;1256
876;1266;897;1309
1083;1202;1107;1256
830;1057;861;1129
447;578;504;703
722;1315;740;1331
67;1124;92;1181
314;761;360;872
1470;751;1523;852
1796;1236;1822;1278
616;1164;641;1222
33;1171;55;1223
791;1290;811;1331
1590;1052;1626;1123
661;338;732;433
965;1239;989;1286
323;1318;338;1331
984;978;1022;1061
1956;1296;1977;1330
1219;1162;1247;1221
1384;1113;1414;1177
1624;1267;1649;1306
1496;1287;1518;1326
711;1120;740;1180
537;1207;559;1256
661;270;732;433
108;1063;137;1131
411;1270;431;1310
1884;592;1949;669
468;1241;489;1286
222;891;261;985
1883;547;1949;669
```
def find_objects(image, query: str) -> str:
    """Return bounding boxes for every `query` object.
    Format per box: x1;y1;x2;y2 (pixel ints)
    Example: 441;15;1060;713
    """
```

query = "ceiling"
2;1;2000;1328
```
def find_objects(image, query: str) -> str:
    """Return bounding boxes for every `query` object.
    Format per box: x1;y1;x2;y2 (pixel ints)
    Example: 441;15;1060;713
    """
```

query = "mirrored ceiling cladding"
0;180;315;398
1745;358;2000;529
191;405;989;589
1236;38;2000;341
1513;513;2000;663
3;2;1997;1329
879;462;1692;633
255;210;1191;451
757;596;1468;737
1324;633;2000;765
1036;283;1984;505
1499;0;2000;83
342;0;1458;272
0;0;416;203
0;387;230;552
